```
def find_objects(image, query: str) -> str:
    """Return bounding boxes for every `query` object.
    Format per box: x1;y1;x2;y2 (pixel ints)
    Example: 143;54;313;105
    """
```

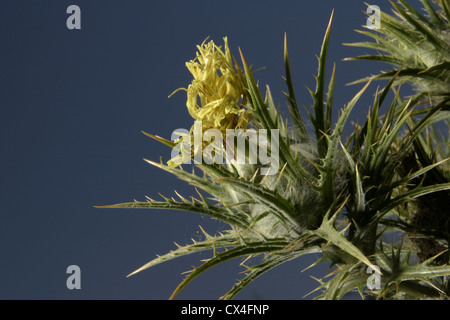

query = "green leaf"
378;182;450;218
442;0;450;23
222;253;300;300
312;10;334;157
214;176;299;229
283;33;309;143
312;199;379;273
239;47;317;183
96;193;250;229
222;234;321;299
325;63;336;137
319;80;371;202
418;0;444;26
168;239;295;299
391;0;448;51
397;0;440;28
125;229;244;278
239;48;275;130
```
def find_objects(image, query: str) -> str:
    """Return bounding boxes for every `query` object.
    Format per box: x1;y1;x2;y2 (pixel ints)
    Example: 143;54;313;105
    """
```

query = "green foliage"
345;0;450;108
97;0;450;299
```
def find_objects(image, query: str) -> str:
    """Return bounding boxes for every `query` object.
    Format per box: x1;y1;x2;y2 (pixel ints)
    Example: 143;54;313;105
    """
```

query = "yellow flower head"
171;37;252;131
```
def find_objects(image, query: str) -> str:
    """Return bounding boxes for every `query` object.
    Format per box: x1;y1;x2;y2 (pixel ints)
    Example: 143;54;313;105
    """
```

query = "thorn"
301;260;321;273
240;255;252;267
303;277;324;298
144;158;164;169
158;193;170;202
423;248;449;266
198;225;212;240
174;190;185;201
181;267;196;275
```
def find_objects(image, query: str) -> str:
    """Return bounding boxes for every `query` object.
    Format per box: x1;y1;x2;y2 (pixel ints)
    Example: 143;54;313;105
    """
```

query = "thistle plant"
97;0;450;300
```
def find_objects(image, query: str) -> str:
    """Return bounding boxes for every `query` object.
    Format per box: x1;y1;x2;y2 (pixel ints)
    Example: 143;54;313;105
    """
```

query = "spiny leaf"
319;80;372;202
312;197;379;273
380;255;450;297
397;0;439;29
240;47;317;183
222;235;321;299
96;196;249;229
222;253;299;300
378;182;450;218
312;10;334;157
325;63;336;134
169;239;295;299
390;0;448;51
283;33;309;143
126;229;244;278
213;176;299;229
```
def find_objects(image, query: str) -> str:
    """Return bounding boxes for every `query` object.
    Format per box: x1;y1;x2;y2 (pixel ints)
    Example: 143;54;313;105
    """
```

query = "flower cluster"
171;37;252;132
167;37;253;168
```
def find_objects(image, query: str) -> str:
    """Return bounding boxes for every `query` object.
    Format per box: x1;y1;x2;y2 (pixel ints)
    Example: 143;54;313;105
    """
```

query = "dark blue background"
1;0;407;299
